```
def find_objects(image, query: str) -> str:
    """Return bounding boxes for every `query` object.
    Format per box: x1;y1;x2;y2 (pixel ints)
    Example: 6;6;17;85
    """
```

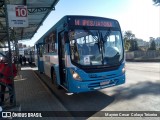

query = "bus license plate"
100;81;110;86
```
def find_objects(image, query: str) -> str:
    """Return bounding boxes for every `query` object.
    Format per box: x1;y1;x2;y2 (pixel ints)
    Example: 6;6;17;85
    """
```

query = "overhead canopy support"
0;0;59;42
0;0;60;109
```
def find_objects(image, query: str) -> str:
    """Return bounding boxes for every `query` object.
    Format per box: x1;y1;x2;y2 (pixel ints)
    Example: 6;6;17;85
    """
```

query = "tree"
134;40;139;50
124;31;135;40
124;38;130;51
129;40;139;51
153;0;160;5
148;40;156;50
123;31;138;51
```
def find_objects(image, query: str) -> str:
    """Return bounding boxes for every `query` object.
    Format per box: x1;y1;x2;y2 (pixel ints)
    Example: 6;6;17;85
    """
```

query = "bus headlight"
122;66;125;73
70;69;82;81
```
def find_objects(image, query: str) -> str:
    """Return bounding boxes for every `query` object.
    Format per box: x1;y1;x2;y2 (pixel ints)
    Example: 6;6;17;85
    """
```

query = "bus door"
58;31;67;86
37;44;44;73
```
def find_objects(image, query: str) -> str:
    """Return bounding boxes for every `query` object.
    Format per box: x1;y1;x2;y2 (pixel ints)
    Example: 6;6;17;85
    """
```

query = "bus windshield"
69;29;123;66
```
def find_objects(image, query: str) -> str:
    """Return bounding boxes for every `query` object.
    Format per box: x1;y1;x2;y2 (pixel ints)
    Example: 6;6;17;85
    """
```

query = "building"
136;39;149;51
136;39;149;47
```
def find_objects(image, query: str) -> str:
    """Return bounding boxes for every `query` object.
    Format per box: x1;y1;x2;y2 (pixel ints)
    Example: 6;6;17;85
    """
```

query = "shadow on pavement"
112;81;160;101
35;71;115;118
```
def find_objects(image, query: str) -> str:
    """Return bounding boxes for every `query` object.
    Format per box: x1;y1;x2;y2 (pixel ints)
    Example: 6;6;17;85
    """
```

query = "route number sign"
7;5;28;27
16;7;27;17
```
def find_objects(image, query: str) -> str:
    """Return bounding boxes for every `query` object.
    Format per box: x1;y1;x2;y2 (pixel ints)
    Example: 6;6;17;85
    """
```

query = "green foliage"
124;39;130;51
148;40;156;50
123;30;138;51
153;0;160;5
128;40;139;51
124;31;135;40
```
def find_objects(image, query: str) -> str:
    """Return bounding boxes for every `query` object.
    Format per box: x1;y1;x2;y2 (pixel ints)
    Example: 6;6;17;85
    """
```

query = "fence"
125;50;160;61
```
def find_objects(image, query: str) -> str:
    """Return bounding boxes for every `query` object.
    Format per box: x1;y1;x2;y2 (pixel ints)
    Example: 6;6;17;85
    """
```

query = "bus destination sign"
74;19;113;27
68;16;118;28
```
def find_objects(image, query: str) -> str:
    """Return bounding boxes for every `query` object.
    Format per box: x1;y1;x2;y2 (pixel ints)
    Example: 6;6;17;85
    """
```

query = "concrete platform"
0;66;73;119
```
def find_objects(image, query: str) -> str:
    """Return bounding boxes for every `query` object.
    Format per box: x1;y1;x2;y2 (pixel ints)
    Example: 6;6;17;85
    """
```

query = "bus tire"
51;69;61;89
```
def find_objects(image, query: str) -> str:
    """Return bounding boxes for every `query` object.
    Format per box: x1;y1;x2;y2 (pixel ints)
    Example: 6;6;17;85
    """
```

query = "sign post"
2;4;28;107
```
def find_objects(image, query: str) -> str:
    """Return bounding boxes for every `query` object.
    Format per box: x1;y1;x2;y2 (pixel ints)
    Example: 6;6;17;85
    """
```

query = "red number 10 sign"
16;7;27;17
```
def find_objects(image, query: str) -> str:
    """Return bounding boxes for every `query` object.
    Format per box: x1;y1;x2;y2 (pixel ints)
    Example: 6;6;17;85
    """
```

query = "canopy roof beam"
28;7;55;14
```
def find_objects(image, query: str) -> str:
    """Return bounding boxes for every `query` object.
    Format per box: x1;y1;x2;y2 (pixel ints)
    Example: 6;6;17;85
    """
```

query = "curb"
33;71;74;119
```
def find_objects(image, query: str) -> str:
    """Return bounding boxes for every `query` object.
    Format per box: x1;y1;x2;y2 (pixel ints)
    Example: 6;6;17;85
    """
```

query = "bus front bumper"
68;73;125;93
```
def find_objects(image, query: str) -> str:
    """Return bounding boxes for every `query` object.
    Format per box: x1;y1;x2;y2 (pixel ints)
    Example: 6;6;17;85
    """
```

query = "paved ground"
35;62;160;120
1;62;159;120
1;65;73;120
90;62;160;120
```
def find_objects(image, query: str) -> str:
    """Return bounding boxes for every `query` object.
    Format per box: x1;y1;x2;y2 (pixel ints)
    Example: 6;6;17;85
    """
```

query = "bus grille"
88;79;118;89
89;74;116;79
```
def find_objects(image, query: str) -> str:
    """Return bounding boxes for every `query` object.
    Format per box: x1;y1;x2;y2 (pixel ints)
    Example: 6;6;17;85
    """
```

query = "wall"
126;50;160;61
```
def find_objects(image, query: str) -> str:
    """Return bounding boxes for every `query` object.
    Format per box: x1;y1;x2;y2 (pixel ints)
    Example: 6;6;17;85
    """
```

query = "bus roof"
35;15;120;45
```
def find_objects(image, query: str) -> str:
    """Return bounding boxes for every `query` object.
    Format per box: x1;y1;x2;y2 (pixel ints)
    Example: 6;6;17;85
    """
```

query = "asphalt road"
35;62;160;120
100;62;160;110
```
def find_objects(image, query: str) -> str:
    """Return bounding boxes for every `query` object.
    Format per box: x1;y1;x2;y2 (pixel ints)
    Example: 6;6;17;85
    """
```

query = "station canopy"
0;0;59;42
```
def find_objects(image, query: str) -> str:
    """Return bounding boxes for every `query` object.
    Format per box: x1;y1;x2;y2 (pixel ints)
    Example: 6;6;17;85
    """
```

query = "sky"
20;0;160;46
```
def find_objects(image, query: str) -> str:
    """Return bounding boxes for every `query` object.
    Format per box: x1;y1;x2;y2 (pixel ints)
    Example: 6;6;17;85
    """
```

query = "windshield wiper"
83;27;102;53
83;27;98;42
103;29;111;42
102;29;112;54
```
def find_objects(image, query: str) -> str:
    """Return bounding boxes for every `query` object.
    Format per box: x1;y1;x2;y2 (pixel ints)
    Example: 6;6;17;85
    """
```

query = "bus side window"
44;44;47;53
48;36;52;53
49;34;53;53
44;37;50;53
48;32;57;53
53;32;57;53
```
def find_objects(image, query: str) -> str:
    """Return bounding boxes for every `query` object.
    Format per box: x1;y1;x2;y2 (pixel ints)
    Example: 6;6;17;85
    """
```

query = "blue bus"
35;15;125;93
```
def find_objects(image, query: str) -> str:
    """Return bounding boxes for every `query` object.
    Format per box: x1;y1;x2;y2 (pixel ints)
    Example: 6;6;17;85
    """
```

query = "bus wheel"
52;70;61;89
